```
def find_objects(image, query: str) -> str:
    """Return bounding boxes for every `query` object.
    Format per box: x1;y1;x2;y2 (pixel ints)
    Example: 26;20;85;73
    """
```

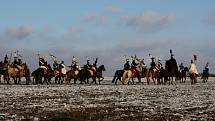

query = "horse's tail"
122;70;131;85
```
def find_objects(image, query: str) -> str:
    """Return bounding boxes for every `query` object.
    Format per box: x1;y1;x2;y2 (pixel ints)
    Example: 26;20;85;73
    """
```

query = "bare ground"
0;78;215;121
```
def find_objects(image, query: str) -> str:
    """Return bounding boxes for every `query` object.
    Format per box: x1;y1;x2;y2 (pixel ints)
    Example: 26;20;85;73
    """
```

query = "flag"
170;49;172;54
193;54;197;61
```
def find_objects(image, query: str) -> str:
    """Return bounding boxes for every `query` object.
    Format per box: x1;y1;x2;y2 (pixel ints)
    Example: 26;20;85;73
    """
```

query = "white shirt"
189;63;198;74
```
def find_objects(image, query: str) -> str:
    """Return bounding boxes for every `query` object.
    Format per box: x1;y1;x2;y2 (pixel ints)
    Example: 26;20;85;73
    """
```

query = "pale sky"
1;0;215;76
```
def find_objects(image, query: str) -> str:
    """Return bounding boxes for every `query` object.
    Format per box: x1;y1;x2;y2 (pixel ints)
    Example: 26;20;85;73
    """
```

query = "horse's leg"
93;76;97;84
112;74;117;83
5;75;10;84
131;78;134;85
115;77;119;85
18;77;21;85
101;76;104;84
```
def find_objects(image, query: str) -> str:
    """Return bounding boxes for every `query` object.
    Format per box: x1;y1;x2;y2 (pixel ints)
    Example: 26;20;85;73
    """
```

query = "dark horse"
112;70;124;85
201;69;209;83
95;65;106;84
79;65;106;85
0;62;7;83
165;58;178;85
178;67;189;83
31;64;53;84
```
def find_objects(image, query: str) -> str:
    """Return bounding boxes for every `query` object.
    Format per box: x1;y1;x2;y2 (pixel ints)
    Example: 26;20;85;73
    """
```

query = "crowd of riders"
0;49;211;83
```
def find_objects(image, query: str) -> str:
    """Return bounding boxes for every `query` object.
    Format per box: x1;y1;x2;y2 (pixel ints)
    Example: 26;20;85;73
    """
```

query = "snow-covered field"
0;78;215;121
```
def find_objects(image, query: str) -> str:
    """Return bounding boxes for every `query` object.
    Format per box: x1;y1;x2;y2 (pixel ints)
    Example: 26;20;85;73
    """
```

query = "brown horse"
178;67;188;83
54;68;67;84
66;68;80;84
6;63;31;84
190;73;197;84
122;66;141;85
145;66;160;85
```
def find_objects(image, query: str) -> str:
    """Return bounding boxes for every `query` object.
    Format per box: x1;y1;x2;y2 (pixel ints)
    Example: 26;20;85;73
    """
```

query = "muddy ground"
0;78;215;121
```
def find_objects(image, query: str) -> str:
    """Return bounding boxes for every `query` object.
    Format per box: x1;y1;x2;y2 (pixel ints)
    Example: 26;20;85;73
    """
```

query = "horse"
190;73;197;84
31;64;53;85
95;65;106;84
6;63;31;85
54;67;67;84
165;58;178;85
77;65;95;84
122;66;142;85
201;69;209;83
0;62;8;83
159;67;169;85
112;70;124;85
145;65;161;85
178;67;188;83
78;65;105;84
66;68;81;84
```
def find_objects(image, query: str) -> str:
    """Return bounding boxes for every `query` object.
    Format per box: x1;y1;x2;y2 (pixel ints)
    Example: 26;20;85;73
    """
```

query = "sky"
1;0;215;76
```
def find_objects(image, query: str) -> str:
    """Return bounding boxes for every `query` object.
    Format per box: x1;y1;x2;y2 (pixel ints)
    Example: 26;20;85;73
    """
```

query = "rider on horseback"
4;55;9;64
179;63;184;72
59;61;67;75
39;57;46;67
53;60;59;70
150;57;156;70
13;51;22;70
189;60;198;76
204;62;209;73
86;58;96;76
71;56;79;71
124;59;130;70
130;55;140;76
203;62;209;77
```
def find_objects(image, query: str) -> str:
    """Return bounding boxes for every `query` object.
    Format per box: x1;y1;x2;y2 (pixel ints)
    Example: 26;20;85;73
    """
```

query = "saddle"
130;67;139;77
61;68;67;75
87;67;96;76
152;66;160;73
54;69;60;77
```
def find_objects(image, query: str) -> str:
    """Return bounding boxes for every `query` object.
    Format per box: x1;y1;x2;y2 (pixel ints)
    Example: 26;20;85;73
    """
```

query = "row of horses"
0;60;209;85
0;63;106;85
112;59;209;85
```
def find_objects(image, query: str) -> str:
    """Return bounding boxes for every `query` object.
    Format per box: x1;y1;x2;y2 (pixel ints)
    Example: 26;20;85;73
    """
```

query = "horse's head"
98;65;106;71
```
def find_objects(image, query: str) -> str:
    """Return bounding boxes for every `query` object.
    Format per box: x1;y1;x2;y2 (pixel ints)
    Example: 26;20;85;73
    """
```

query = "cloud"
68;26;85;33
106;6;124;14
83;13;109;24
125;11;176;32
83;14;97;22
207;13;215;25
4;26;34;39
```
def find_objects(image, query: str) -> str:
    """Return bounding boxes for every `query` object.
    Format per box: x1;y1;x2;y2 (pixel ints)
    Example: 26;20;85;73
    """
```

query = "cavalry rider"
124;59;130;70
53;60;59;70
169;53;178;71
150;57;156;70
204;62;209;75
4;54;9;64
71;56;79;71
189;60;198;76
157;59;162;68
59;61;67;75
86;58;96;76
38;56;48;72
13;51;22;70
179;63;184;72
131;55;138;67
39;57;46;67
130;55;140;75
